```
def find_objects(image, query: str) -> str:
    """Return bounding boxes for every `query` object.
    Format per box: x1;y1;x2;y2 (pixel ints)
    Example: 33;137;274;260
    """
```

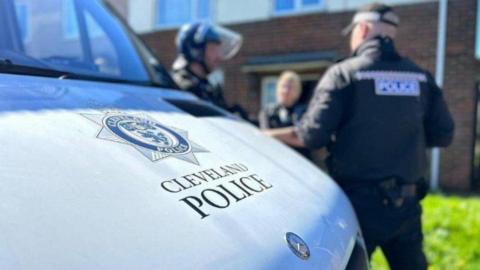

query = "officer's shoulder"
321;57;364;83
262;103;280;114
401;57;437;84
172;69;198;90
330;55;369;74
401;57;428;72
271;103;284;112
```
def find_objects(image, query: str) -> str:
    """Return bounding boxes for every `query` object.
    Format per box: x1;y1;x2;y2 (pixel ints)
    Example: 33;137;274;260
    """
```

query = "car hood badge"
81;112;208;165
285;232;310;260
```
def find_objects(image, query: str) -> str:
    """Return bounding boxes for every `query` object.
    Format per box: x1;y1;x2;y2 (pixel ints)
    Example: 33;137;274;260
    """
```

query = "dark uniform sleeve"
424;73;455;147
295;65;351;149
291;103;307;125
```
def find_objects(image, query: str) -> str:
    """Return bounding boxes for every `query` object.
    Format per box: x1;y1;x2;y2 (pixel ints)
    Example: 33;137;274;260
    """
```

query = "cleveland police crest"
81;112;208;165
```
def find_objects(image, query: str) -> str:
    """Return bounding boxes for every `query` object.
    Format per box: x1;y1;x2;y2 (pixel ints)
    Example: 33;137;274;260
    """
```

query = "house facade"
108;0;480;192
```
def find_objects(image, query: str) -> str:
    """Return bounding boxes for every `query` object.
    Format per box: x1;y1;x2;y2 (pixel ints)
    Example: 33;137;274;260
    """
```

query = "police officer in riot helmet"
172;22;244;112
265;3;454;269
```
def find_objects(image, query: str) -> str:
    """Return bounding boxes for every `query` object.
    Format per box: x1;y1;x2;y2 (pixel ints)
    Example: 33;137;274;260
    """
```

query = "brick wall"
141;0;479;191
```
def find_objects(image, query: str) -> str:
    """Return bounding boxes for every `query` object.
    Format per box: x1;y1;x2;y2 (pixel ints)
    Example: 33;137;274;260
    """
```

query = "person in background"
259;71;310;158
264;3;454;269
171;22;247;119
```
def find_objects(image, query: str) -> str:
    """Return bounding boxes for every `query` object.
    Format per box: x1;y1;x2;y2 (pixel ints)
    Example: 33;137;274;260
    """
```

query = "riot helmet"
174;22;242;74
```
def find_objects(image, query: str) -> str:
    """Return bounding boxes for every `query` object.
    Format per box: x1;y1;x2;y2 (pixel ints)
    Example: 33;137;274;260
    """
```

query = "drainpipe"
431;0;448;190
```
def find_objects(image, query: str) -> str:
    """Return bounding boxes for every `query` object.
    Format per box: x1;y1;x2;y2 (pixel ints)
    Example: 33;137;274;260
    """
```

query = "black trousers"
346;189;428;270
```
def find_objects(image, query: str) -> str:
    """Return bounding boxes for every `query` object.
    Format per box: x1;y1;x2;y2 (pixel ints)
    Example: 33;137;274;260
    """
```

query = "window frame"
154;0;212;30
62;0;105;40
261;76;279;110
272;0;324;17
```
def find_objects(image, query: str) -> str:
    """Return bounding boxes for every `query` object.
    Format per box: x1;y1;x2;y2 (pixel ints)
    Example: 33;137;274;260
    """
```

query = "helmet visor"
214;26;243;60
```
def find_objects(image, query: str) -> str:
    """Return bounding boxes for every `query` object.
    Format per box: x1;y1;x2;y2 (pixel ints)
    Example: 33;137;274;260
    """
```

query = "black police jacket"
259;103;311;159
259;103;307;129
172;67;228;109
296;36;455;186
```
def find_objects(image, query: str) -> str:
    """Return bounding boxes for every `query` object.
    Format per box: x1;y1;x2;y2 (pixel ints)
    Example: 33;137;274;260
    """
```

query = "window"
63;0;103;40
261;76;279;109
63;0;77;39
275;0;295;12
302;0;321;6
156;0;211;28
7;0;149;83
273;0;323;15
14;3;29;42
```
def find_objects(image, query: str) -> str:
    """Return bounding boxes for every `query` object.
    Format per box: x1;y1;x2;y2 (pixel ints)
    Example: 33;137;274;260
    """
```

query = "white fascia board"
216;0;270;25
128;0;156;33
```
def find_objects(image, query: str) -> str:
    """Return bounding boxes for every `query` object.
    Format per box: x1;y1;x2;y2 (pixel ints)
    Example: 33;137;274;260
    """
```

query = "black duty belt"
377;178;417;197
343;178;419;208
378;178;418;207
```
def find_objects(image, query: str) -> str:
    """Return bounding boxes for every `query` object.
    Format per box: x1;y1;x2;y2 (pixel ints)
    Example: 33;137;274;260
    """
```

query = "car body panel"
0;73;360;269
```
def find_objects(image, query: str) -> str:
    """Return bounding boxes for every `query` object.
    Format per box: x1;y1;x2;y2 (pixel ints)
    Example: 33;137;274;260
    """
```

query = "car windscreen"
0;0;151;84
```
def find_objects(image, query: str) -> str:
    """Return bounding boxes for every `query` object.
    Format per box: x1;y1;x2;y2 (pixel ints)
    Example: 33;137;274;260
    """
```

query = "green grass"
370;194;480;270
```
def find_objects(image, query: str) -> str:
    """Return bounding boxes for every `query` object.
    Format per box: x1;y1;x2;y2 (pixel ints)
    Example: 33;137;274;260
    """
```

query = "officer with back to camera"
172;22;245;114
265;3;454;269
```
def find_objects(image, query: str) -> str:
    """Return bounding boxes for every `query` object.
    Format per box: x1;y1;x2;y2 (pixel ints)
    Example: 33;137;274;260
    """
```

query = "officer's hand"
262;129;276;137
262;127;305;148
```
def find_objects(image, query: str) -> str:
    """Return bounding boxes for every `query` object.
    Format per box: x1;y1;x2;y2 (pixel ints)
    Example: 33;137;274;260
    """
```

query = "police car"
0;0;368;269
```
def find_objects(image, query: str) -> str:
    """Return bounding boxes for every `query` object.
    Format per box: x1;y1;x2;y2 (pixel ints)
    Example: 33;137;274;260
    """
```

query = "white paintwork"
327;0;436;12
127;0;156;32
124;0;437;33
0;73;361;269
216;0;270;25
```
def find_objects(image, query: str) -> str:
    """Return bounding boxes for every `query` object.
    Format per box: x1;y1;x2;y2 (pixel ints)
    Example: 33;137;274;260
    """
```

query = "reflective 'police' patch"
375;78;420;96
81;112;208;165
355;71;426;97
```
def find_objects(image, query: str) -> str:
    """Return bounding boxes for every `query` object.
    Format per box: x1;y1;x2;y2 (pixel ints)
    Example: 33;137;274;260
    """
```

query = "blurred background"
105;0;480;193
100;1;480;268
